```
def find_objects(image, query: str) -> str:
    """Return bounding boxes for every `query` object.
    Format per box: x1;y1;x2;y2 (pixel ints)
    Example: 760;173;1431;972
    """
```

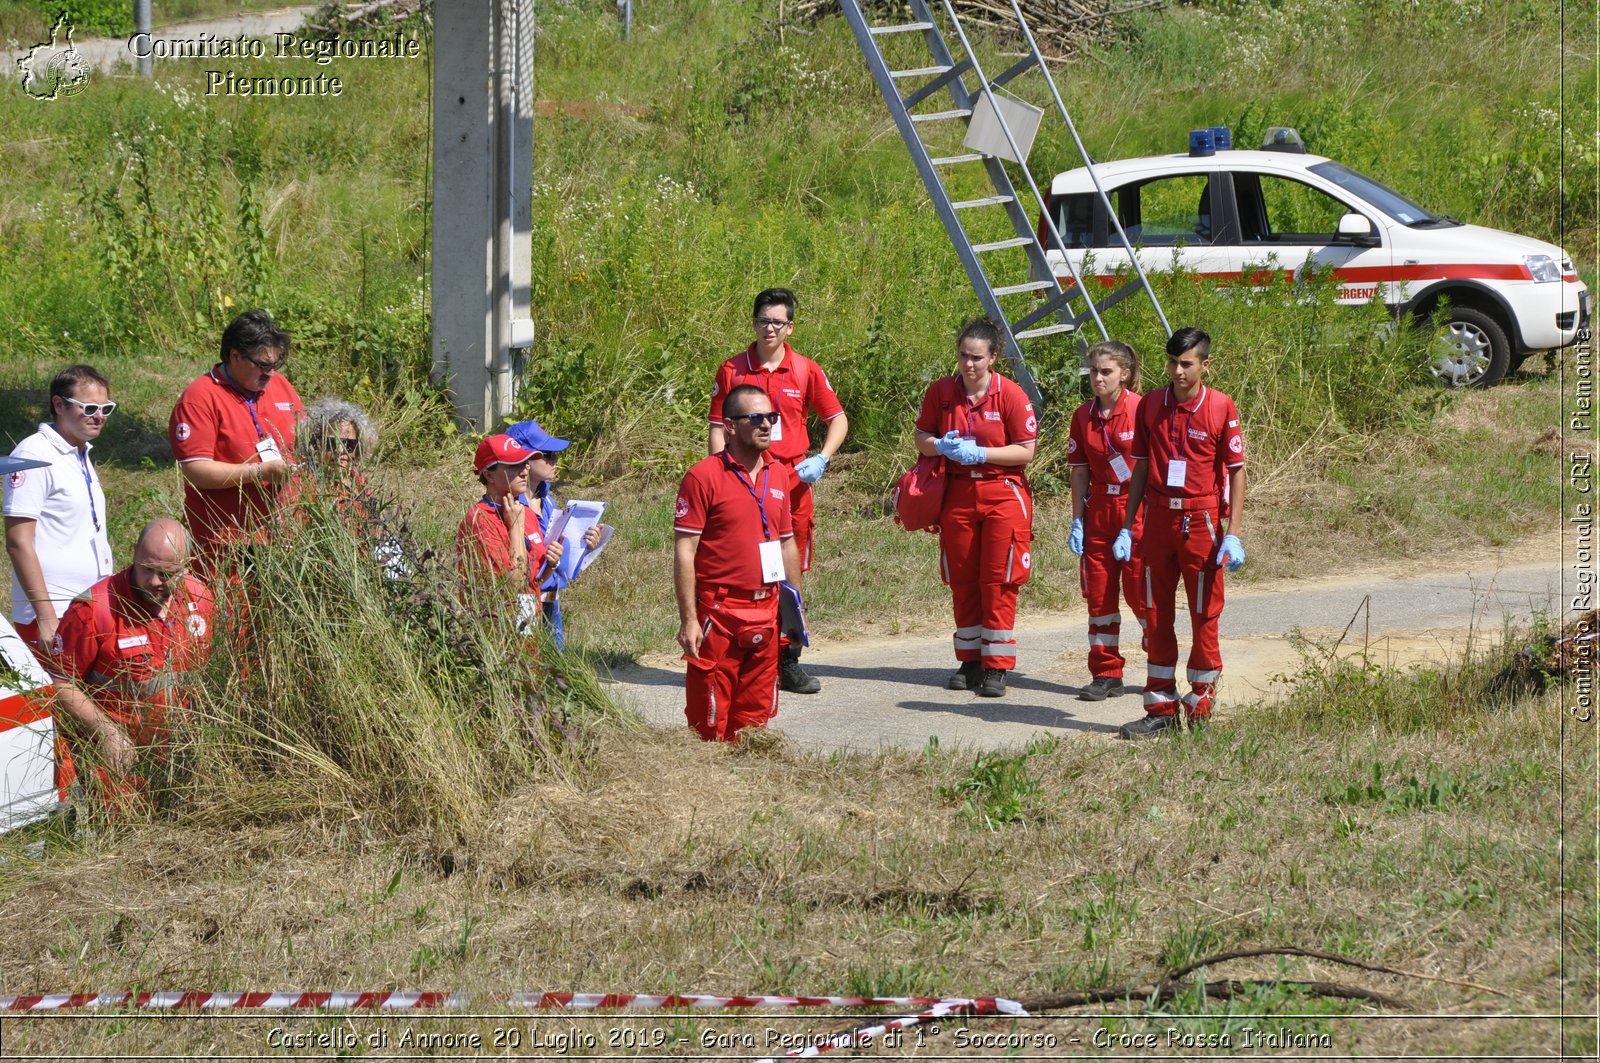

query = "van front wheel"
1428;306;1511;388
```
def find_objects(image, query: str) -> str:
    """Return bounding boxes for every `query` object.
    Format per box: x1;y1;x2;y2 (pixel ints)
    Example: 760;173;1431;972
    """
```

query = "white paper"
1108;452;1132;483
757;539;785;583
1165;459;1188;489
552;500;609;584
255;436;283;463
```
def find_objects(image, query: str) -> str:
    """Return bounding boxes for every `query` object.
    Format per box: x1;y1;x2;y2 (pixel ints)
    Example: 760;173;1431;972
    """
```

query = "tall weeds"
171;479;629;838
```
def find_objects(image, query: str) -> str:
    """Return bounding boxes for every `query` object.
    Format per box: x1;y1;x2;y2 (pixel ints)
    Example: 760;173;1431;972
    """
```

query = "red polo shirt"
169;366;303;549
707;344;845;464
1130;385;1245;500
914;373;1038;479
1067;389;1142;486
457;499;548;591
47;568;215;741
674;452;795;590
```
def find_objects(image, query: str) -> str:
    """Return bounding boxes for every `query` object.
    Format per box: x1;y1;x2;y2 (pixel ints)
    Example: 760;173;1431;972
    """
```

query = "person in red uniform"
46;518;215;806
168;310;303;566
457;434;563;631
1114;327;1247;738
707;288;848;695
914;317;1038;698
676;384;803;742
1067;340;1147;701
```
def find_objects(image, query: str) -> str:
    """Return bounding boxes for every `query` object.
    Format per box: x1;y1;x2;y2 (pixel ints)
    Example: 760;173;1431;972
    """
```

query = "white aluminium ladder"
840;0;1171;406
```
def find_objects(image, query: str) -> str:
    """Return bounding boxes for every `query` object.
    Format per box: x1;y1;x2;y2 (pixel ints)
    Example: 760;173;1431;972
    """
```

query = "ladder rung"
911;108;971;123
870;21;934;34
890;65;951;79
973;237;1035;253
992;281;1054;296
1017;322;1079;340
951;195;1013;209
930;153;986;166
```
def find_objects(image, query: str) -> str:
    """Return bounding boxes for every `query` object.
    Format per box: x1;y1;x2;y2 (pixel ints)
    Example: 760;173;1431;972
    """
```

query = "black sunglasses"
241;350;288;372
728;412;780;428
324;436;360;454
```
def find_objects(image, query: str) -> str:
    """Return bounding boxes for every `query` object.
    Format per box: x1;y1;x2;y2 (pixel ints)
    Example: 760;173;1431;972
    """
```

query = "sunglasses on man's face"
242;351;288;373
728;411;780;428
63;398;117;418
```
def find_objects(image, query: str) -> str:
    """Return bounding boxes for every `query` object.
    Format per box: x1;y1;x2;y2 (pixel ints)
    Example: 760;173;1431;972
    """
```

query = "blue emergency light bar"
1188;126;1231;156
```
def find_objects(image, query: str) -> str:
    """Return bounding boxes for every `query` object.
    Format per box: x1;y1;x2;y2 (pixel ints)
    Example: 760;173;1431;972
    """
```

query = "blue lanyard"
76;448;99;532
722;453;773;541
219;365;267;440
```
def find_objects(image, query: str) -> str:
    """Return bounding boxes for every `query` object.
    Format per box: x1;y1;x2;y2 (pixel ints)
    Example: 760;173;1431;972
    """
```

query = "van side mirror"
1336;212;1378;247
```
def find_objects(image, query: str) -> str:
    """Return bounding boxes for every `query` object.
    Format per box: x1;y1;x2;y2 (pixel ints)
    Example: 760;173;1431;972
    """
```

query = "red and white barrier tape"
0;991;995;1012
755;996;1028;1062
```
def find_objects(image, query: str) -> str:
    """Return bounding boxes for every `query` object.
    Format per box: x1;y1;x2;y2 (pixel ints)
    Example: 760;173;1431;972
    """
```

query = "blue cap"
505;419;570;454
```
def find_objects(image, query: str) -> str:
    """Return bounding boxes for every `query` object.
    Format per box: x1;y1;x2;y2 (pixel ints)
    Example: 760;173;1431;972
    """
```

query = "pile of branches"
785;0;1161;55
1487;609;1599;705
305;0;432;37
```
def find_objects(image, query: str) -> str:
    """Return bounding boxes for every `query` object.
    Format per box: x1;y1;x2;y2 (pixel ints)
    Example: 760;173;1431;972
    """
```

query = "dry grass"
0;683;1585;1057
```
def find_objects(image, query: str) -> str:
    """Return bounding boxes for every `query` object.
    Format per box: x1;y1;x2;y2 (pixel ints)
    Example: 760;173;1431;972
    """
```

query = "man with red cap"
675;384;803;742
458;434;566;630
707;287;847;695
46;518;215;806
168;310;303;566
1113;327;1247;739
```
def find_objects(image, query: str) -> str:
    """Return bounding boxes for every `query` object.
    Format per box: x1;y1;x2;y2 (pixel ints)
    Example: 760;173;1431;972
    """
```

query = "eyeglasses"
63;398;117;417
753;317;792;331
242;350;288;372
728;411;781;428
324;437;361;454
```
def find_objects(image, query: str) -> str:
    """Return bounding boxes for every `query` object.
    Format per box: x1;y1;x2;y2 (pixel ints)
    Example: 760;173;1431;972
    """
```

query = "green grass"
0;628;1585;1057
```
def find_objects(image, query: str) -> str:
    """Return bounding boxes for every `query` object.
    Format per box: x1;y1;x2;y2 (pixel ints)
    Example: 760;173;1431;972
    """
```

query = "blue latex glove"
933;429;963;458
1068;517;1085;556
1112;528;1133;562
950;438;987;466
1216;534;1245;572
794;454;829;484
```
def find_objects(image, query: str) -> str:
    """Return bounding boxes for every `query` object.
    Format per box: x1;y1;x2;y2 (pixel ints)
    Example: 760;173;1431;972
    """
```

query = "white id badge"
769;415;783;442
1108;453;1132;483
255;436;283;462
1165;459;1188;489
757;539;785;583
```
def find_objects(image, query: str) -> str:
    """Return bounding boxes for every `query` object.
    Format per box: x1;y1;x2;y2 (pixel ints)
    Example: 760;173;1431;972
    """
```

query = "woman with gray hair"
298;396;377;471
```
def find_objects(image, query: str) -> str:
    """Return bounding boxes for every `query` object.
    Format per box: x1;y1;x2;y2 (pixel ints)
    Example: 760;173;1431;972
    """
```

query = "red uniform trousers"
1079;489;1146;680
939;476;1033;671
1139;497;1225;718
684;586;781;742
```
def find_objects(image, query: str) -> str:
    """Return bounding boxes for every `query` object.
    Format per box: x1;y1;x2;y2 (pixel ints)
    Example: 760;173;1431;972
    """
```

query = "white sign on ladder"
964;91;1042;166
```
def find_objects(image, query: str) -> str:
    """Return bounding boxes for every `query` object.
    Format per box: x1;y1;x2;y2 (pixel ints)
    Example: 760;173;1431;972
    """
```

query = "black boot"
1117;713;1178;740
947;661;981;690
976;668;1007;697
779;644;821;694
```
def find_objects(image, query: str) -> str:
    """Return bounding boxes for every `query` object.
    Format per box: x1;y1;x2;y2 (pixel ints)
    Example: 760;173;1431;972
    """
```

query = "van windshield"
1308;162;1455;227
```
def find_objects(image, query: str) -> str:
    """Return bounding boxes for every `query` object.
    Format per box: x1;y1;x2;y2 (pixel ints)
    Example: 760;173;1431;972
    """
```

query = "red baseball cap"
473;433;531;474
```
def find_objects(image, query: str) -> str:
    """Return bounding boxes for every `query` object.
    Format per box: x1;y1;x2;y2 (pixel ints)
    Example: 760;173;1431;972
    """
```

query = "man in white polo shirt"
4;365;116;650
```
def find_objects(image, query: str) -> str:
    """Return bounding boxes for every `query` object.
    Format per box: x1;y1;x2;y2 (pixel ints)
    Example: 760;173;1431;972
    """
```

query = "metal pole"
134;0;152;77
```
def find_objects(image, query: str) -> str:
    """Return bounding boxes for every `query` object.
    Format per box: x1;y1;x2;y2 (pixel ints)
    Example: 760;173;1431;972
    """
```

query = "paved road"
602;556;1567;753
9;6;316;77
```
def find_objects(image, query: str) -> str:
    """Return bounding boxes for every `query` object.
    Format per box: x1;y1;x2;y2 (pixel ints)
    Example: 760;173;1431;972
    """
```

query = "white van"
1041;129;1590;387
